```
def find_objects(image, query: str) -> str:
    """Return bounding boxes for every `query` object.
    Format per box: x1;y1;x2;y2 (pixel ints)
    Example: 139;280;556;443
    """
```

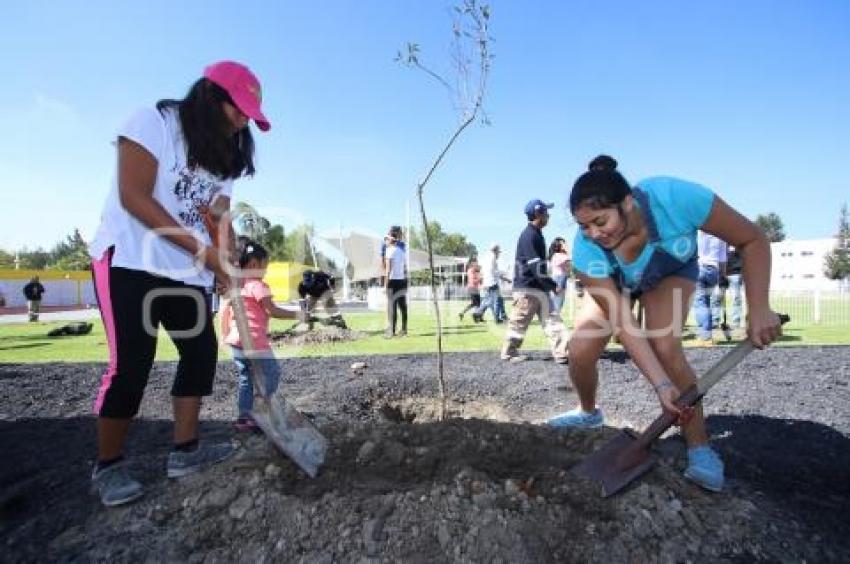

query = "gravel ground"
1;345;849;562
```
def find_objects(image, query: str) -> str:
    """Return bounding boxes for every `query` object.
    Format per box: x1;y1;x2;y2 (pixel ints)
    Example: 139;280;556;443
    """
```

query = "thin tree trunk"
417;113;477;420
406;0;490;421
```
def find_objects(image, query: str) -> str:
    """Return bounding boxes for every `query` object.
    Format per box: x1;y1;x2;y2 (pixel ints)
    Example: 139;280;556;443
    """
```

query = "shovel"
227;282;328;477
572;314;789;497
205;205;327;477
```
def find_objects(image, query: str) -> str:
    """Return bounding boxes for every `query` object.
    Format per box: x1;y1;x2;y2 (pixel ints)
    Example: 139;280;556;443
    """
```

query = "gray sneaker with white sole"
166;441;236;479
91;461;144;507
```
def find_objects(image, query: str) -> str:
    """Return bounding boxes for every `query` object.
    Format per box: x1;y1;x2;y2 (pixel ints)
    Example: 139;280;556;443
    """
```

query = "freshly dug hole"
378;396;513;423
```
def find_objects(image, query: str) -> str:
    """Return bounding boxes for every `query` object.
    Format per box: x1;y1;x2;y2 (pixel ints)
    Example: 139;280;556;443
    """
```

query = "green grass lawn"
1;299;848;363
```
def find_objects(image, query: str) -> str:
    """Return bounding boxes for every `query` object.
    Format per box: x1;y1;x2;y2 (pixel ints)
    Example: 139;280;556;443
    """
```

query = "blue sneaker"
167;441;236;479
91;461;143;507
684;445;725;492
547;407;604;428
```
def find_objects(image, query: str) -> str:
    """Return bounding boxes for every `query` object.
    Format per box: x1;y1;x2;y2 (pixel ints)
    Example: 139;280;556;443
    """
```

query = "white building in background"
770;238;845;292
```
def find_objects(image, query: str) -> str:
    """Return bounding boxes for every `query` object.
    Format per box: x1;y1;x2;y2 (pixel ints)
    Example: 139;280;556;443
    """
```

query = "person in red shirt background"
459;257;482;321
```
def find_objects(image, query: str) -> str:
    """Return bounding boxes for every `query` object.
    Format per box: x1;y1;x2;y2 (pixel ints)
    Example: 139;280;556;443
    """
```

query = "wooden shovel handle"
205;207;268;398
227;284;271;397
633;386;703;449
633;313;790;449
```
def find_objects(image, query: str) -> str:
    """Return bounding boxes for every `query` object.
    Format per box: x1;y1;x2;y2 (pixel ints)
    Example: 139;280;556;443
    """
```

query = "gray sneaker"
91;461;144;507
167;441;236;479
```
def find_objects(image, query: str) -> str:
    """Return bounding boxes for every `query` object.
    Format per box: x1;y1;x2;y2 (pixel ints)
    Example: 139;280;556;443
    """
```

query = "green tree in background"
286;225;318;267
9;229;92;271
824;203;850;281
231;201;337;272
18;248;51;270
285;224;338;273
755;212;786;242
232;201;271;242
408;221;477;258
407;221;475;285
49;229;91;271
263;224;288;261
0;249;14;269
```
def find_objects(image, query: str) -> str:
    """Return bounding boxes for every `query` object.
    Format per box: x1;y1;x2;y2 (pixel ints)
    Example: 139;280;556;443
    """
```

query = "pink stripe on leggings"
92;250;118;414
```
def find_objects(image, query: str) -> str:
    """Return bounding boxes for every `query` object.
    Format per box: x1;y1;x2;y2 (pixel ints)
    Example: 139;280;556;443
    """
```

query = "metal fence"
767;289;850;326
398;285;850;327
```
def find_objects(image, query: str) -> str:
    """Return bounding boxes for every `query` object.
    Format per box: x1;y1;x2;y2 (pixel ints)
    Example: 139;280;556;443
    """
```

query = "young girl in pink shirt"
221;238;302;431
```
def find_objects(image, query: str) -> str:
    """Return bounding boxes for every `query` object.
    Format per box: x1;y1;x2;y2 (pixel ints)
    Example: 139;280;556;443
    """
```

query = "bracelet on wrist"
654;380;674;392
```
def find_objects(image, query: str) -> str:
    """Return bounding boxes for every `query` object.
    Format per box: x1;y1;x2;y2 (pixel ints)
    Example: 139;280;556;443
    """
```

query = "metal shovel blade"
251;394;327;478
572;429;657;497
571;314;790;498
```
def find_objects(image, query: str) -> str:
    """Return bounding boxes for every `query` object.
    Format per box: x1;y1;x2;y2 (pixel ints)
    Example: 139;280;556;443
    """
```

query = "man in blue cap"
501;199;570;363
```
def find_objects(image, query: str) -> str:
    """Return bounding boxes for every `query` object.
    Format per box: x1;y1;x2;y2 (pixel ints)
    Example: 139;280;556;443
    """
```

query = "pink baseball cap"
203;61;271;132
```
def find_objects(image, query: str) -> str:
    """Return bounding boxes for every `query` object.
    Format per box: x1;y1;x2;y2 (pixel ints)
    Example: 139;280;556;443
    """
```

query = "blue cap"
524;199;554;218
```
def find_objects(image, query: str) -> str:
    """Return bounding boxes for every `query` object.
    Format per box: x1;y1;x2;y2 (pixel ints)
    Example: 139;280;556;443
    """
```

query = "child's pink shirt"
551;252;571;277
223;279;272;351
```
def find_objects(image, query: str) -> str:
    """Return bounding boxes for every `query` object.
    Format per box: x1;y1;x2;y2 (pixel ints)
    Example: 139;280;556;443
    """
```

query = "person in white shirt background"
717;244;744;336
472;243;511;323
383;226;409;338
693;230;728;343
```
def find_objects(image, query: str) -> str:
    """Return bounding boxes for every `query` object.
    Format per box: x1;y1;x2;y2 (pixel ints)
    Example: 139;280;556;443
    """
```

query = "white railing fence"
369;284;850;327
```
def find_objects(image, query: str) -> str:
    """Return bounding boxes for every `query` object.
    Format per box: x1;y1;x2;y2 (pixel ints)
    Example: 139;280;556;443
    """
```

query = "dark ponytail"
569;154;631;213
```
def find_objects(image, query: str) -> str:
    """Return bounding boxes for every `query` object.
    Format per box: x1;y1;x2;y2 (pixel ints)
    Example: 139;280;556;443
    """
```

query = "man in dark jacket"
717;245;744;339
297;270;344;327
501;200;569;363
23;276;46;322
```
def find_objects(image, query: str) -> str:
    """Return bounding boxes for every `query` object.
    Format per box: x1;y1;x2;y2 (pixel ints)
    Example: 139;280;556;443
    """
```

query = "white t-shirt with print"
385;244;407;280
89;107;234;287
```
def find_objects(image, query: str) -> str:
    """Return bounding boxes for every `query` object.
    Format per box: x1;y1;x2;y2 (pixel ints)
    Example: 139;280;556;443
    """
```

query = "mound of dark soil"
1;347;848;562
270;325;364;347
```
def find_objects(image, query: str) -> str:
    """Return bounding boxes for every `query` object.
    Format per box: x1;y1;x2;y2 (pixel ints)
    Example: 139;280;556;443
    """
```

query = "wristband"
654;380;674;392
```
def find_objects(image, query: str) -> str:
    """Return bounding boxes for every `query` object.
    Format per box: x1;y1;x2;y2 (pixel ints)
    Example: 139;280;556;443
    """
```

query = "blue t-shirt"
572;176;715;287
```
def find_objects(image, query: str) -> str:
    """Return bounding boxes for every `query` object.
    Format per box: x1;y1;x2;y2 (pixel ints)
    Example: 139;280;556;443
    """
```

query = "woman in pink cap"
88;61;270;506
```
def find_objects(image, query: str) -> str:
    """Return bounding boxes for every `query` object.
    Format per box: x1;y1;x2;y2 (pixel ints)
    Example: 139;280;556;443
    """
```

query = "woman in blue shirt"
549;155;782;492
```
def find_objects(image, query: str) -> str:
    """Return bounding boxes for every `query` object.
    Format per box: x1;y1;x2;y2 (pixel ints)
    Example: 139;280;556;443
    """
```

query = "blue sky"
1;0;848;261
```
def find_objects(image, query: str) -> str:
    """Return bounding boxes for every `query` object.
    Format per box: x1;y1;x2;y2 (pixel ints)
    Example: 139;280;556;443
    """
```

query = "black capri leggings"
91;250;217;418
